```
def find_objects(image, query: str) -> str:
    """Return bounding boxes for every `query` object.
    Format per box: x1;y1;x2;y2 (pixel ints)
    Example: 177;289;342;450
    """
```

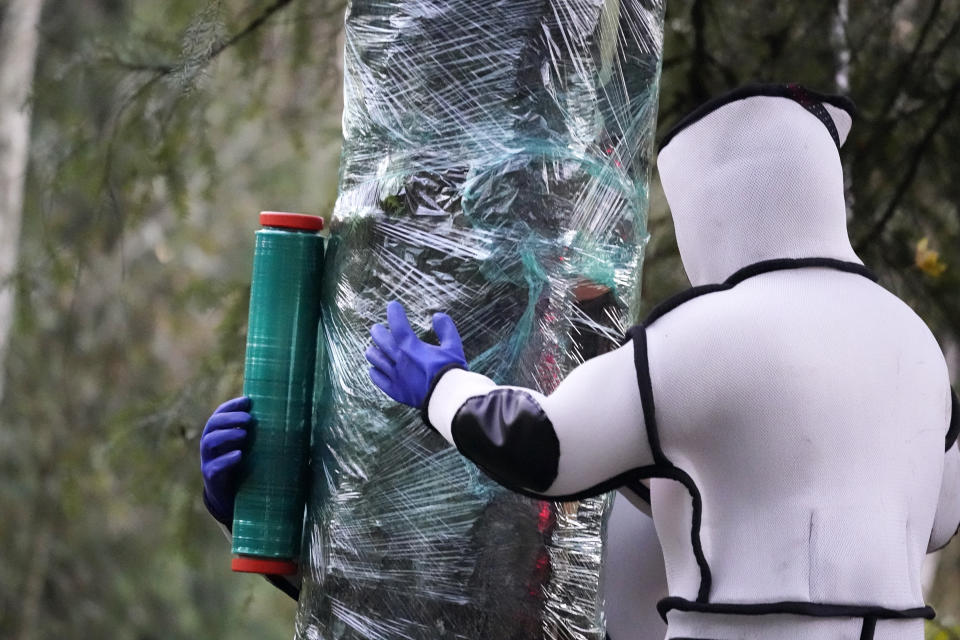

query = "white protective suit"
603;493;668;640
425;84;960;640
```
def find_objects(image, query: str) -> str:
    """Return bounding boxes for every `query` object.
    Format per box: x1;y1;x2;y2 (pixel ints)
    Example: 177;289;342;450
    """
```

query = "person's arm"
367;301;655;499
928;390;960;553
425;343;653;499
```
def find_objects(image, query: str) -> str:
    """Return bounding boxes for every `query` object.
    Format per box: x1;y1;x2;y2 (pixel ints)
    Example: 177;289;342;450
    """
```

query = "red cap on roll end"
259;211;324;232
231;555;298;575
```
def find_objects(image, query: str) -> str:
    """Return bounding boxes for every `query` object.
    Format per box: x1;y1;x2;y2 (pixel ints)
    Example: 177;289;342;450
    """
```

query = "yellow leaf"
915;237;947;277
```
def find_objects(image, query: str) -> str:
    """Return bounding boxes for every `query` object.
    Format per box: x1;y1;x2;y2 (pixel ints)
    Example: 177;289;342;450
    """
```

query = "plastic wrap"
296;1;664;638
233;215;324;573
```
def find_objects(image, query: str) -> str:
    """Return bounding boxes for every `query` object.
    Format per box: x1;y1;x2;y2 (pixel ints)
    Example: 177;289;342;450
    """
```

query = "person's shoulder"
641;282;758;337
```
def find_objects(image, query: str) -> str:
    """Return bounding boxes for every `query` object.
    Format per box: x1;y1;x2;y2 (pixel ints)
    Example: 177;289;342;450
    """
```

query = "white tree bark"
832;0;857;223
0;0;45;406
832;0;850;94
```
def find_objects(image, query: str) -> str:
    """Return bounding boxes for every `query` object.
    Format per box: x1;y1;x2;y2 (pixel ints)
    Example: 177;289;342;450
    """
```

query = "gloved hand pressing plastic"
200;396;251;526
367;300;468;409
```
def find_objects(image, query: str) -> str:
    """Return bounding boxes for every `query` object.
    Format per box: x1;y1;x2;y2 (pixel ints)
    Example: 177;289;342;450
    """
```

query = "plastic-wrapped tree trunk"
296;1;665;638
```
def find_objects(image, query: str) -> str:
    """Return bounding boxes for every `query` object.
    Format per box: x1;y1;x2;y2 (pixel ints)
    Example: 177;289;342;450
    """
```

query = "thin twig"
102;0;299;206
99;57;175;73
877;0;944;120
854;79;960;251
688;0;709;103
77;0;301;379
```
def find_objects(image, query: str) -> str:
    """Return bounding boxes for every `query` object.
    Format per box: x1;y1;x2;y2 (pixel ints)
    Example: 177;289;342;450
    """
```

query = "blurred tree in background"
1;0;344;637
0;0;957;639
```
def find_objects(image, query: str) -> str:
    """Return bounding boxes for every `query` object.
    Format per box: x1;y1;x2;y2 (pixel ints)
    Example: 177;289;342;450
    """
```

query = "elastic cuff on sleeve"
420;363;467;429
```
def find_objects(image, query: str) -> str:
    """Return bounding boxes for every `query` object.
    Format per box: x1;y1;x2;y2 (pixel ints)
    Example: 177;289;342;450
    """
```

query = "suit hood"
657;84;860;286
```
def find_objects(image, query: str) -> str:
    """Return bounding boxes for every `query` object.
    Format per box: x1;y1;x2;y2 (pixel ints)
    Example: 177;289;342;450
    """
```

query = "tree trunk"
832;0;850;94
0;0;45;406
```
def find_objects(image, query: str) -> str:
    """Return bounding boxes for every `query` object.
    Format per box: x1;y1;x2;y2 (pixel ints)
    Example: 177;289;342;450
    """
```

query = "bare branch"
854;79;960;251
688;0;709;103
102;0;300;192
211;0;296;63
870;0;944;127
98;56;175;74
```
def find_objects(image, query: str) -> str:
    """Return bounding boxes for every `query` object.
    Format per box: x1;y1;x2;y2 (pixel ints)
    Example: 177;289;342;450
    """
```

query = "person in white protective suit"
367;82;960;640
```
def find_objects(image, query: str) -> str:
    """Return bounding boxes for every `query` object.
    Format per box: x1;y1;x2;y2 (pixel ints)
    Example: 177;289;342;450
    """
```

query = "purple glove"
366;300;468;409
200;396;251;526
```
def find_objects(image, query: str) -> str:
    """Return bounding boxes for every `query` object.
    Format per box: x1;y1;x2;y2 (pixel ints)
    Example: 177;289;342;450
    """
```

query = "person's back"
648;266;950;639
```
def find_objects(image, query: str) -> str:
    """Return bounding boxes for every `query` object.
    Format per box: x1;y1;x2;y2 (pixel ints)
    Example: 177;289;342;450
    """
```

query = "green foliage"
927;619;960;639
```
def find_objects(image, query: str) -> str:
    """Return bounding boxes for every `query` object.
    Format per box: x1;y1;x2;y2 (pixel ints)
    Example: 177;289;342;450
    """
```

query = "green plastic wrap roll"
231;211;324;575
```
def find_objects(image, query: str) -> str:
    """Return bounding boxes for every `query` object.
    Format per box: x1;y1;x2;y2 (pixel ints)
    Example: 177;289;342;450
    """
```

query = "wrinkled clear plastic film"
297;1;664;638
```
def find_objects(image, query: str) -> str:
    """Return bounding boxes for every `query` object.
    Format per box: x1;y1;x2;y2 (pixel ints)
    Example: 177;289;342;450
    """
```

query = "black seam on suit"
630;325;711;603
656;597;934;621
628;258;878;610
628;325;670;467
946;390;959;452
642;257;876;327
659;83;856;151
